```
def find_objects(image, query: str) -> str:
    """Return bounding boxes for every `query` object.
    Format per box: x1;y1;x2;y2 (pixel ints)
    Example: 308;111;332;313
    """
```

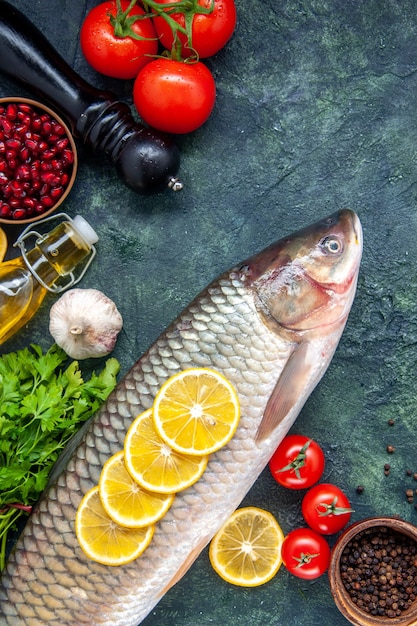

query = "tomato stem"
109;0;157;42
293;552;320;568
141;0;215;61
277;439;312;479
316;496;354;517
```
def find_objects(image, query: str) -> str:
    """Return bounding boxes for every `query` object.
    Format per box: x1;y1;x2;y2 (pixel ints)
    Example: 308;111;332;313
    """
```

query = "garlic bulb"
49;288;123;359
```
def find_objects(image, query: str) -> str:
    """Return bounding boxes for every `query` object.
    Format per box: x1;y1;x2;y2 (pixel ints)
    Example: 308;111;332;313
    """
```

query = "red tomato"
269;435;325;489
153;0;237;58
80;1;158;79
301;483;353;535
281;528;331;579
133;59;216;134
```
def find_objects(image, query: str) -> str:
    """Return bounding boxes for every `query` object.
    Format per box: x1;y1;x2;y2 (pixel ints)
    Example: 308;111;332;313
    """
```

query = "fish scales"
0;210;363;625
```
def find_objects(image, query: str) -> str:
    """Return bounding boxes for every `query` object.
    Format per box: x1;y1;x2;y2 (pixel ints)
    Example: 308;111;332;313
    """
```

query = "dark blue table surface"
2;1;417;624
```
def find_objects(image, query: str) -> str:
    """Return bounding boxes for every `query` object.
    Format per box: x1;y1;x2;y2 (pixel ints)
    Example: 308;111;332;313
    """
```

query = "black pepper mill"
0;1;182;194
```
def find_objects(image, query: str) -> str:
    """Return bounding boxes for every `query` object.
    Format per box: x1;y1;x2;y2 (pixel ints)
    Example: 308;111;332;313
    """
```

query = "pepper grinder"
0;1;182;194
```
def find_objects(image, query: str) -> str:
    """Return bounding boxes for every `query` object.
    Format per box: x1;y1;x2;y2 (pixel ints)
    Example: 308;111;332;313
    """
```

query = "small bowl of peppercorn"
0;97;77;225
328;516;417;626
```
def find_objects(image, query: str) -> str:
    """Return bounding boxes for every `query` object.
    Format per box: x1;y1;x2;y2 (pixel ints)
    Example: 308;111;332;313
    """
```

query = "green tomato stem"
316;496;354;517
141;0;215;61
110;0;157;42
277;439;312;480
293;552;320;568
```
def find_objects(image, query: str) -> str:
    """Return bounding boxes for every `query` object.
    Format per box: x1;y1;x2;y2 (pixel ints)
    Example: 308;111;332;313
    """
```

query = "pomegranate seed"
6;158;17;171
16;164;31;180
30;167;40;180
62;149;74;165
0;141;5;153
12;208;26;219
0;203;11;217
51;158;63;170
18;103;32;113
41;172;59;185
0;160;8;173
17;111;31;126
56;138;69;150
40;161;53;172
61;173;69;186
15;123;29;135
11;178;23;192
23;197;35;209
40;195;54;208
6;148;17;159
3;182;12;198
25;138;38;152
19;147;30;162
0;173;8;185
5;138;21;151
6;104;17;120
50;186;64;199
0;118;13;134
31;116;42;131
41;148;56;161
10;197;24;208
42;120;52;134
52;122;66;136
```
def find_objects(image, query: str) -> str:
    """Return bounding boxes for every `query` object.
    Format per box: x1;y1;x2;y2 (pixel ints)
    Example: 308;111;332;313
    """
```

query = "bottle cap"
72;215;99;246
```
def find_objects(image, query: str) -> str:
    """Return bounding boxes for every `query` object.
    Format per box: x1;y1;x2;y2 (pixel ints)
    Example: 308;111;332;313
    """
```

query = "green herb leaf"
0;343;120;571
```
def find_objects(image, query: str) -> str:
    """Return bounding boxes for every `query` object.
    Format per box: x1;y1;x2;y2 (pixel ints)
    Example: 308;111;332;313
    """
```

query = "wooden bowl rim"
0;96;78;225
329;516;417;626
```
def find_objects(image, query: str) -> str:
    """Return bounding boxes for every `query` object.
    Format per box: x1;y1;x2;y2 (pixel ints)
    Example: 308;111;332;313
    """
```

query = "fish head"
240;209;363;335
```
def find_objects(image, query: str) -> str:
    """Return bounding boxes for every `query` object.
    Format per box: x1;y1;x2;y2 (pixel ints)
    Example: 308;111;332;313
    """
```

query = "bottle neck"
23;221;93;290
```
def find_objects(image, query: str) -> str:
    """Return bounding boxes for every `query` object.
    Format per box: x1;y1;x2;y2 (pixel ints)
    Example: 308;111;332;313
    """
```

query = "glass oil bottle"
0;213;98;344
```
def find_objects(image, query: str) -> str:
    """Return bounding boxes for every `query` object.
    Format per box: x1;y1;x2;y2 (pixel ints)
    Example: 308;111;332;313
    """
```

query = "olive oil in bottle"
0;214;98;344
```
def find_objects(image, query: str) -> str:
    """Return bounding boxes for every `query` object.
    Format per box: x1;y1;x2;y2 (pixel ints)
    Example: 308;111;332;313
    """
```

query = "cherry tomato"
80;1;158;79
153;0;237;58
269;435;325;490
133;59;216;134
301;483;353;535
281;528;331;579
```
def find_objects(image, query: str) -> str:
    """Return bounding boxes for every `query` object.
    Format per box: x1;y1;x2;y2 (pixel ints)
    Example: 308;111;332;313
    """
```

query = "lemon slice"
75;486;154;566
0;227;7;262
124;409;208;494
153;368;240;456
99;451;174;528
209;507;284;587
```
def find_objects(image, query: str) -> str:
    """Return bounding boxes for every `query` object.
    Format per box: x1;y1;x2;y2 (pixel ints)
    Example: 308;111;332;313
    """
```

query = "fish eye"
320;236;343;255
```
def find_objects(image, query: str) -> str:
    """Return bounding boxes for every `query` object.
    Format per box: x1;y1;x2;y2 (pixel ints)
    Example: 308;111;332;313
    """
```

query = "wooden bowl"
0;97;77;225
328;517;417;626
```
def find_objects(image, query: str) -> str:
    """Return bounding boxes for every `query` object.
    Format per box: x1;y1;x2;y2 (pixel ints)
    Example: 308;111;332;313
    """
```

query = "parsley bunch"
0;343;120;570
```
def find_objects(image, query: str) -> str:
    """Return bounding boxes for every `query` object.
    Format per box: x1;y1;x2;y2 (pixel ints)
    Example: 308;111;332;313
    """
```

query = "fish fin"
256;342;312;443
159;534;211;597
